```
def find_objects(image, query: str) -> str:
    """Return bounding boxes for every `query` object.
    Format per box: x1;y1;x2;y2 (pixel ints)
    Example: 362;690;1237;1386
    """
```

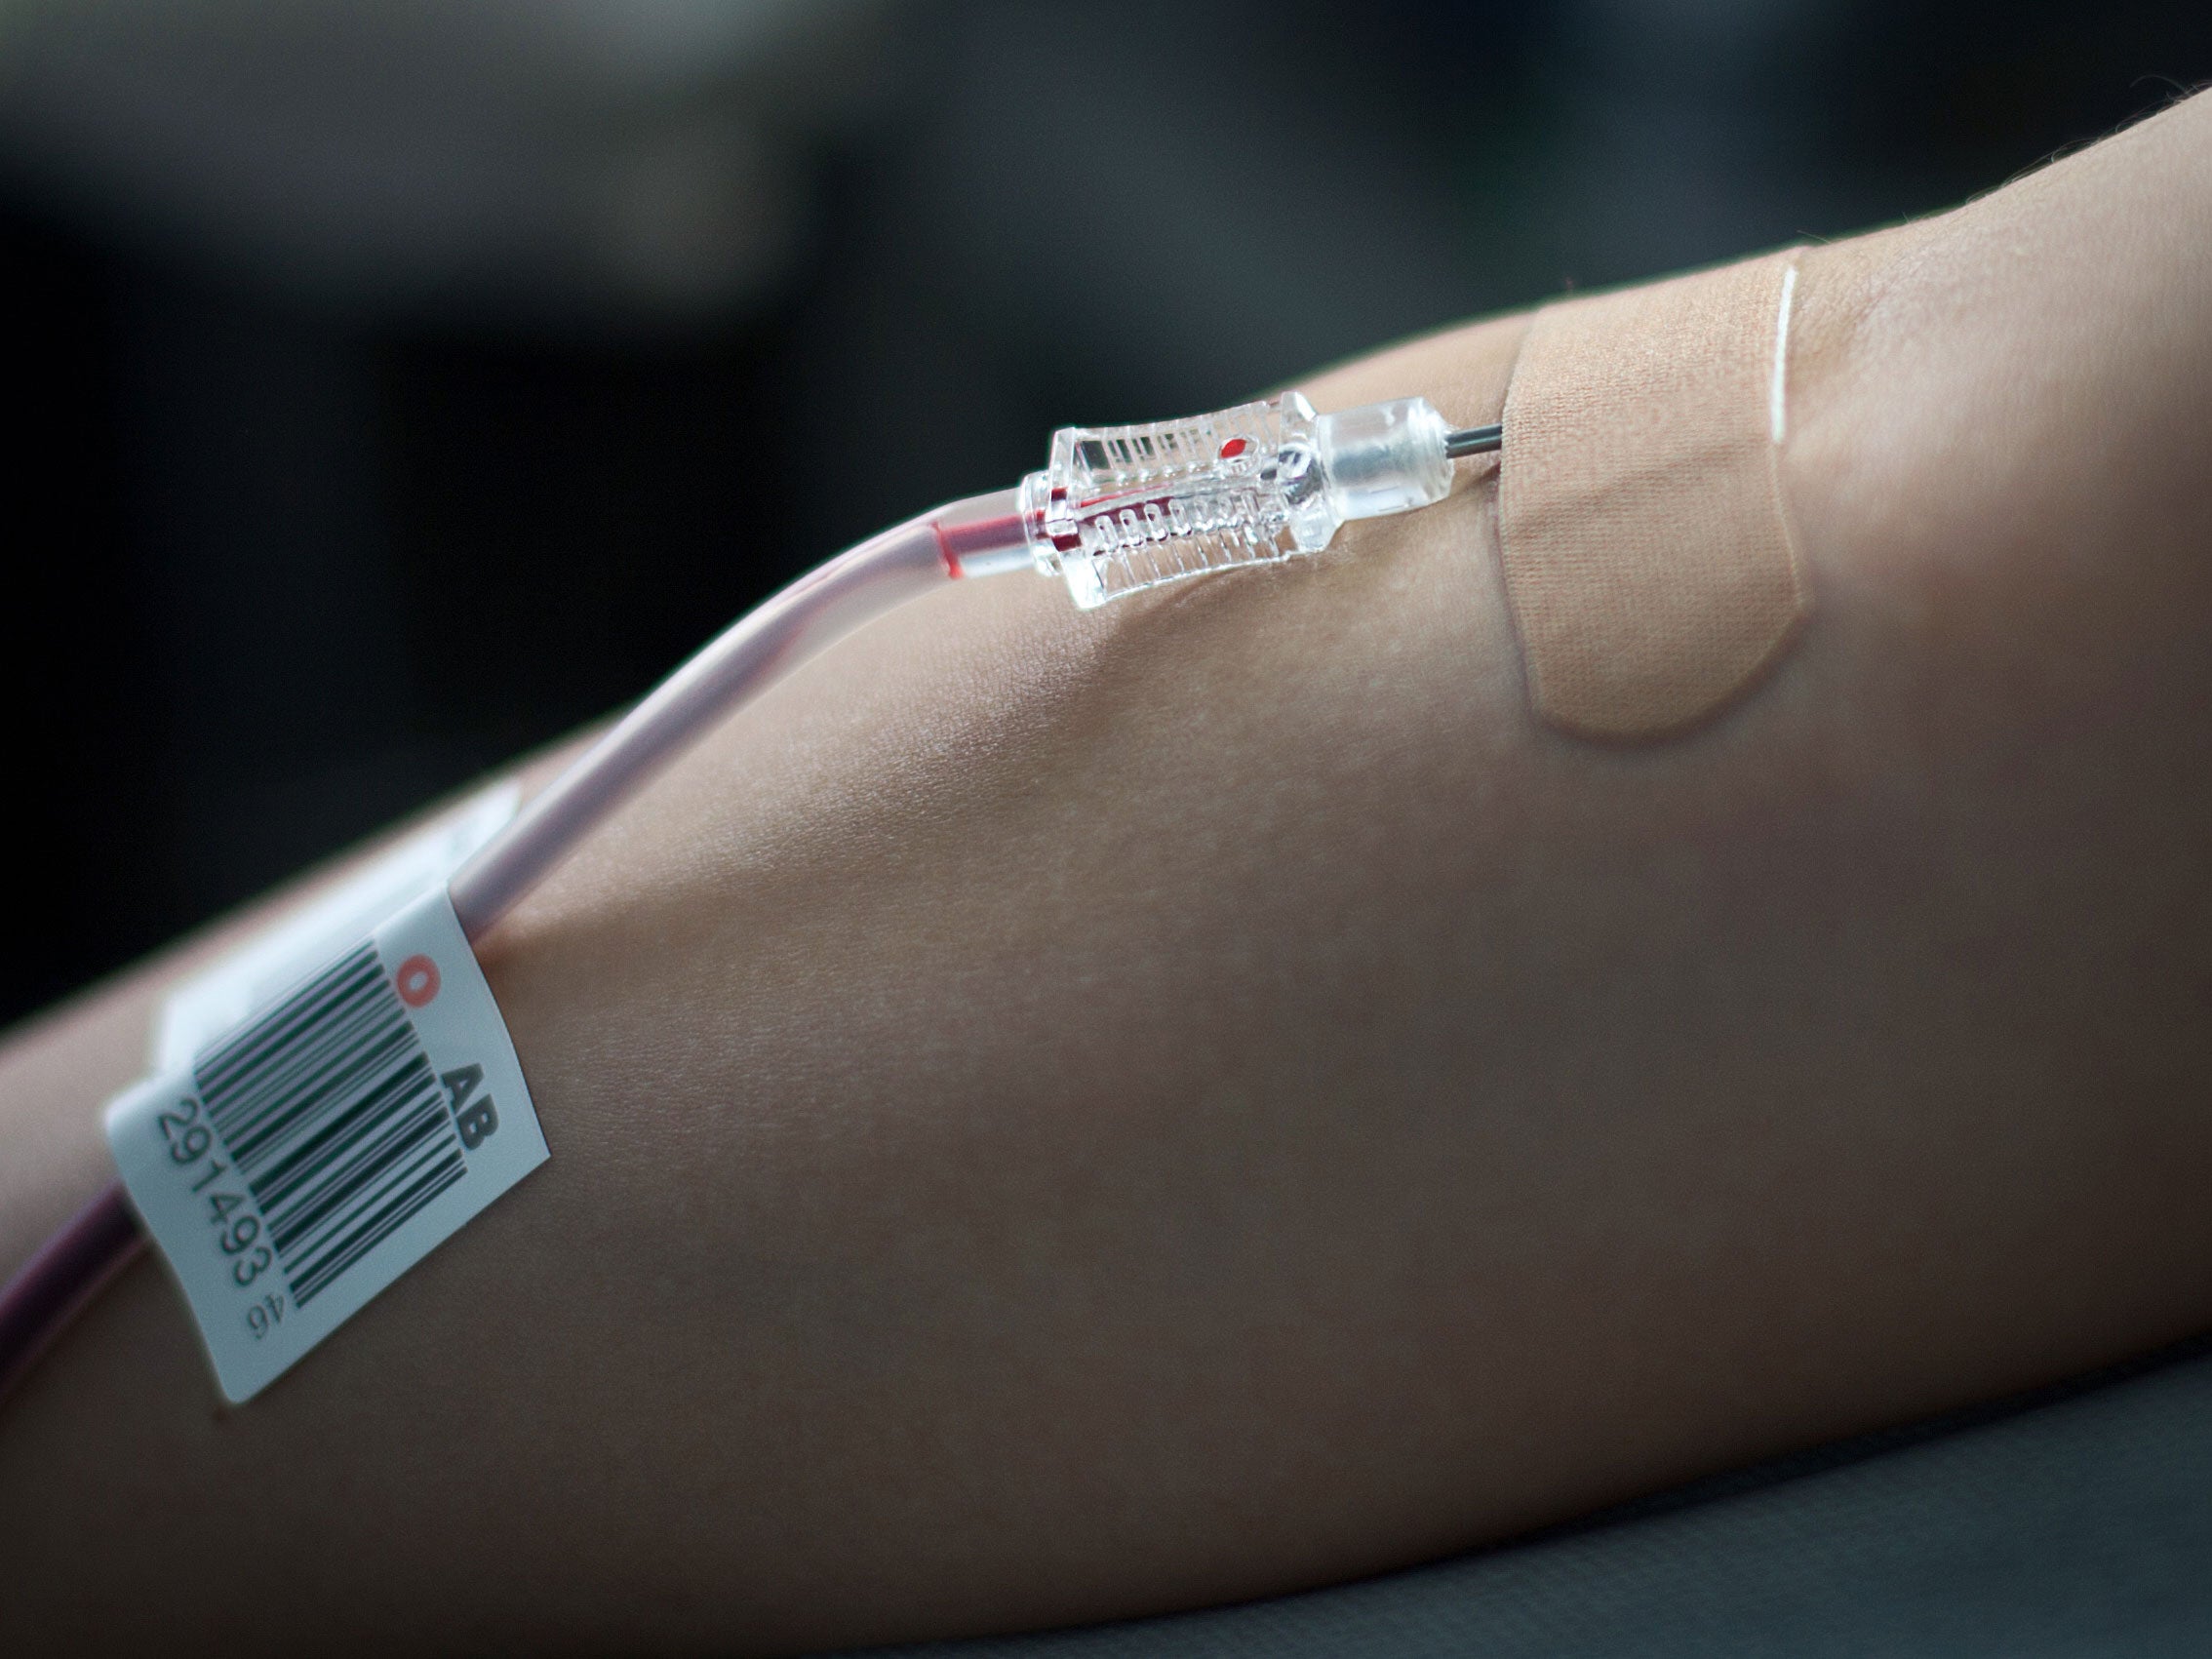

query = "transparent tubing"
450;488;1023;941
0;1182;141;1406
0;490;1029;1414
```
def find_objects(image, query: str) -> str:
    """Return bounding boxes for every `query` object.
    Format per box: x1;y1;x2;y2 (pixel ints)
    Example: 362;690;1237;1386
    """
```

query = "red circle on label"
395;954;441;1008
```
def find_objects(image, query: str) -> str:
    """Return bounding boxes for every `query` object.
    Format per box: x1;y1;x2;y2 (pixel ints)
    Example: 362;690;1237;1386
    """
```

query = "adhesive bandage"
1496;251;1809;740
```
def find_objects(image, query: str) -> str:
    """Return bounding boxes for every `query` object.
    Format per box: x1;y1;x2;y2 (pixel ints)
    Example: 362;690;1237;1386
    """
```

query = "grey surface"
857;1339;2212;1657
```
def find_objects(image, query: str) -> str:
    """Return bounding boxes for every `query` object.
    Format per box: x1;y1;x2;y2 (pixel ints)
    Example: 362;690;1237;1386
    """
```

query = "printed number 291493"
153;1097;276;1289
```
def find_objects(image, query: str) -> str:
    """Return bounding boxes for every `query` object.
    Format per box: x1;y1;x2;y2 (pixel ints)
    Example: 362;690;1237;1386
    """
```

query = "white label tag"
106;885;548;1403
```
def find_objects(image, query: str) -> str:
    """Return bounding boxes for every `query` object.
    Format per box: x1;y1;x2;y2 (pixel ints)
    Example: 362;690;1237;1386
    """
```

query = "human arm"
5;92;2212;1655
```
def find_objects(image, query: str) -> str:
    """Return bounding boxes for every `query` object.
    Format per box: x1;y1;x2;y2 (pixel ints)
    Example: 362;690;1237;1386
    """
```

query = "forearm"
5;94;2212;1655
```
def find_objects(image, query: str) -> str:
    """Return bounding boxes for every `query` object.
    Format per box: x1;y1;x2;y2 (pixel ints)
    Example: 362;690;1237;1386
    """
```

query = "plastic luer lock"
1020;391;1456;609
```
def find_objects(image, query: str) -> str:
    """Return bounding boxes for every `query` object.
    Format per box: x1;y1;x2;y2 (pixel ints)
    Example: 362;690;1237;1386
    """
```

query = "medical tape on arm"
1495;250;1808;740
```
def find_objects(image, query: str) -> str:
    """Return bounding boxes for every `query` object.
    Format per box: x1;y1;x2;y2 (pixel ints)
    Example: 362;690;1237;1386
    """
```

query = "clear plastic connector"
1019;390;1456;609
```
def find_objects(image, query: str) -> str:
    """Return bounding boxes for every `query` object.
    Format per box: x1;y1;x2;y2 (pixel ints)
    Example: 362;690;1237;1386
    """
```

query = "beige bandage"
1496;251;1808;740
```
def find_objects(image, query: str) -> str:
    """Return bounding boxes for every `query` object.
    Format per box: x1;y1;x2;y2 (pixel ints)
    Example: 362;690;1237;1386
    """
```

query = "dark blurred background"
2;0;2207;1029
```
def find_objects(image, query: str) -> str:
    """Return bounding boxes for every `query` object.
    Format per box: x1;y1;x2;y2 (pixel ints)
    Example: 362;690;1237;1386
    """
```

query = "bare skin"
4;94;2212;1656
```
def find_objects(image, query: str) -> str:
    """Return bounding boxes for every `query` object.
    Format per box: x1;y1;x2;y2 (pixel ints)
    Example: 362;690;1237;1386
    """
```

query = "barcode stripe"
284;1125;452;1272
290;1149;467;1304
193;947;371;1090
252;1054;436;1216
197;948;380;1099
207;973;391;1155
224;1019;416;1169
193;942;470;1309
268;1092;446;1256
207;964;387;1132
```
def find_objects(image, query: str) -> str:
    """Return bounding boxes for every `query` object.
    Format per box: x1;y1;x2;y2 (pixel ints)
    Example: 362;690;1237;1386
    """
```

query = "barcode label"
107;886;547;1402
